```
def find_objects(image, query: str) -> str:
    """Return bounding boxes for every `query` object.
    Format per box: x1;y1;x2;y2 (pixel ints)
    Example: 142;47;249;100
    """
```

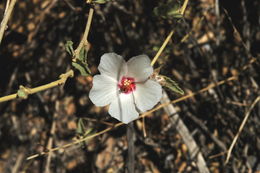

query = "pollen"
118;76;136;94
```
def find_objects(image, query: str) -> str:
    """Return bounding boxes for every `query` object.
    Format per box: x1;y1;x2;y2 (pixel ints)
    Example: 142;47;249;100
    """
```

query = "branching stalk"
0;6;94;103
73;8;94;60
0;70;74;103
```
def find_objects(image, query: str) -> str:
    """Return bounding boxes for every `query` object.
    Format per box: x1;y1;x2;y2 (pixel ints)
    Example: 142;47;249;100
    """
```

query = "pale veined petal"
134;79;162;112
127;55;153;82
98;53;127;80
89;75;118;107
108;93;139;124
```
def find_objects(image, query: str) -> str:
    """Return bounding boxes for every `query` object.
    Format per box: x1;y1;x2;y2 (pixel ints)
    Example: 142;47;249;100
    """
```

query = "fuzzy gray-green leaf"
161;75;184;95
65;41;74;55
79;47;87;62
72;62;90;76
153;0;183;19
76;118;85;135
93;0;108;4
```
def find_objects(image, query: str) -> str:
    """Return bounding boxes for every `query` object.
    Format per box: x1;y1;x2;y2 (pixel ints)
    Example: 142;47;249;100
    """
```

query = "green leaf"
72;46;91;76
72;61;91;76
65;41;74;55
93;0;108;4
78;47;87;62
66;40;91;76
76;118;85;135
160;75;184;95
169;12;183;19
76;118;95;148
166;4;182;19
153;0;183;19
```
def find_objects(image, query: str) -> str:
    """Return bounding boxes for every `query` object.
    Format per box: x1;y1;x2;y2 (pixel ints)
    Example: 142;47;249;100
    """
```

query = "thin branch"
27;122;123;160
225;96;260;164
4;0;11;14
11;152;24;173
142;117;147;137
186;111;227;151
180;0;189;15
151;31;174;67
150;0;189;66
73;7;94;60
0;70;74;103
181;16;205;43
0;0;17;45
222;8;250;54
82;117;115;126
44;103;59;173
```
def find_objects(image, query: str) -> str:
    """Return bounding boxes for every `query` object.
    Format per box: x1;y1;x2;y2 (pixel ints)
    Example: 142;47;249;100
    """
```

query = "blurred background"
0;0;259;172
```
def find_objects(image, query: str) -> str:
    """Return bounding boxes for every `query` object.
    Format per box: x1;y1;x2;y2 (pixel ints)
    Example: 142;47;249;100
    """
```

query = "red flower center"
118;77;136;94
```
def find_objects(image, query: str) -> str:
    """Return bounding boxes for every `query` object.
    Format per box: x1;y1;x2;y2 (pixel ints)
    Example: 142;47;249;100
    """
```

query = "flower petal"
89;75;117;107
108;93;139;123
98;53;127;80
127;55;153;82
134;80;162;112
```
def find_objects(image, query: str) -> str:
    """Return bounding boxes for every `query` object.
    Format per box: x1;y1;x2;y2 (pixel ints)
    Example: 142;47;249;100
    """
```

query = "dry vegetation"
0;0;259;172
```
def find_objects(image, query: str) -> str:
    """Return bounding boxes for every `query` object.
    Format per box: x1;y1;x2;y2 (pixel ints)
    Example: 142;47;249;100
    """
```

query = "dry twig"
44;102;59;173
0;0;17;44
225;96;260;164
0;70;74;103
161;91;210;173
73;7;94;60
150;31;174;66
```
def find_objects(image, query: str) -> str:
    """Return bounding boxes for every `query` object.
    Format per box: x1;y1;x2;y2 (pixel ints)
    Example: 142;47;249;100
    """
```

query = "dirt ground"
0;0;259;172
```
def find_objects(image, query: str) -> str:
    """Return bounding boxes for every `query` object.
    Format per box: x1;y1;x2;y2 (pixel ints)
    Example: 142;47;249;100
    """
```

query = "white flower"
89;53;162;124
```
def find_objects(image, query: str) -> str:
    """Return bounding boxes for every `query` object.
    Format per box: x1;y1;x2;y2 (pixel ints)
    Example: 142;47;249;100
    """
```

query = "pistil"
118;76;136;94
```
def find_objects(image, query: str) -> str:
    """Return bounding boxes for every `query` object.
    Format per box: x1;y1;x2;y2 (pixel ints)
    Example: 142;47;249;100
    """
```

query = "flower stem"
127;122;135;173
